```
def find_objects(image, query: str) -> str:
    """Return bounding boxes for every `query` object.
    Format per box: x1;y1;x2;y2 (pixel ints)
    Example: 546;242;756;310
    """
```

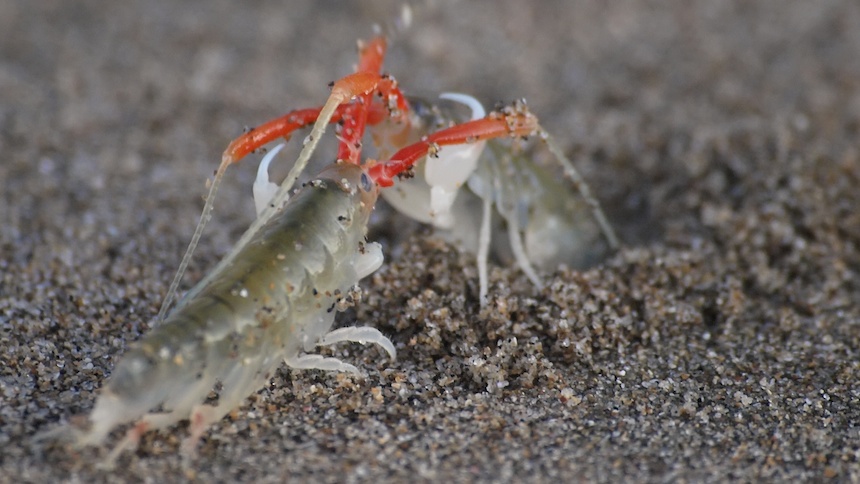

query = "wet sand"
2;1;859;482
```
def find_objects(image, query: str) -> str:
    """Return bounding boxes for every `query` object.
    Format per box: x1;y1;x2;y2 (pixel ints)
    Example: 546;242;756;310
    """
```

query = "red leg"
223;107;339;163
367;105;540;186
335;101;369;163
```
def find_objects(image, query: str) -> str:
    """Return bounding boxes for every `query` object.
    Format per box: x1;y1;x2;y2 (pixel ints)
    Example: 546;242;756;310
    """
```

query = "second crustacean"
372;93;619;301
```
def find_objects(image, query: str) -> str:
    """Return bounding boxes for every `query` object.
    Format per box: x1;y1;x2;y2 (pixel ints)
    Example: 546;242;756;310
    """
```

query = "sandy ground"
2;0;860;482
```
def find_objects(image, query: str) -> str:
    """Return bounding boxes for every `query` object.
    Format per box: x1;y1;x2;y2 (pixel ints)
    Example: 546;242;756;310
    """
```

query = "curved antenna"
540;128;620;251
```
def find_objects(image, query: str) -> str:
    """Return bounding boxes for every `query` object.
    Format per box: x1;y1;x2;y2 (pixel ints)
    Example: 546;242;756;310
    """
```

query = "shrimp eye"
360;172;373;192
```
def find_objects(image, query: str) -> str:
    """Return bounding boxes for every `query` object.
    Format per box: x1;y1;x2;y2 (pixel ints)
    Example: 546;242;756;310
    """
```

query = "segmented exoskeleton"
38;158;396;466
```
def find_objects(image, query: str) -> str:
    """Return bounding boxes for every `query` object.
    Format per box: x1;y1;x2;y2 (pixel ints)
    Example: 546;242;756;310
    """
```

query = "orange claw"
368;107;539;186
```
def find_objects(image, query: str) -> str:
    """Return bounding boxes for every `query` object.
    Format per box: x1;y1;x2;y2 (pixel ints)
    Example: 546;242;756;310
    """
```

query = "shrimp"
45;157;394;467
38;33;544;468
374;94;620;302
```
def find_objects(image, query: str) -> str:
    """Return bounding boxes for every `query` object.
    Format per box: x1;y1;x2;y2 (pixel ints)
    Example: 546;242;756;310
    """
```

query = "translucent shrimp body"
63;159;393;465
467;139;611;272
377;94;618;302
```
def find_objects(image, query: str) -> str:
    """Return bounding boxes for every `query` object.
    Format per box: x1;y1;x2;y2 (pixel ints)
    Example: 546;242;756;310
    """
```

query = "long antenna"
540;128;620;251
